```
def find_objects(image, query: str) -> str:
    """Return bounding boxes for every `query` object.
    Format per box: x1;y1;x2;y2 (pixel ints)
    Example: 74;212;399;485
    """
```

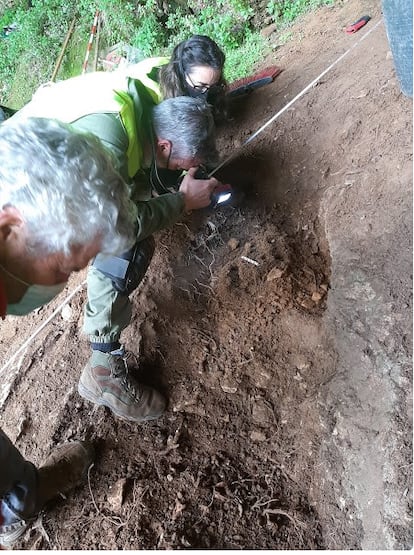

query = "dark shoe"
0;516;31;547
78;348;166;422
0;441;94;547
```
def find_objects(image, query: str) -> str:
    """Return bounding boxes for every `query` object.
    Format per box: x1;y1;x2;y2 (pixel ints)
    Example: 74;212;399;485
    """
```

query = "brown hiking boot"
35;441;95;509
0;441;94;547
78;348;166;422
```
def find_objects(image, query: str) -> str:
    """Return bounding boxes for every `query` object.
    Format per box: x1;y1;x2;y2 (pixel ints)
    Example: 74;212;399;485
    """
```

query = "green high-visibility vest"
9;63;167;178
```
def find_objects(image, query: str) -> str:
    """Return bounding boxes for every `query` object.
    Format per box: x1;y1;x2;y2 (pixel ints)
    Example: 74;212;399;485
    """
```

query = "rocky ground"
0;0;412;549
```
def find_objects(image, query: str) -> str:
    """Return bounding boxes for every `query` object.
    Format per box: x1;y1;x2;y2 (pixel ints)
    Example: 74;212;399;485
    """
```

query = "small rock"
1;324;17;340
220;373;238;394
61;304;74;322
290;353;309;370
172;500;185;521
311;291;323;302
252;371;272;389
252;398;274;425
300;298;314;309
16;414;30;439
227;238;240;251
242;241;252;255
250;431;266;442
107;478;127;511
261;23;277;38
173;402;206;417
266;266;285;281
353;89;369;99
221;384;238;394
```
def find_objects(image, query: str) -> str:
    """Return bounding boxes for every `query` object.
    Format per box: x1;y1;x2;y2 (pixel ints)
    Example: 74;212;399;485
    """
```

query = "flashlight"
194;167;233;208
210;183;233;208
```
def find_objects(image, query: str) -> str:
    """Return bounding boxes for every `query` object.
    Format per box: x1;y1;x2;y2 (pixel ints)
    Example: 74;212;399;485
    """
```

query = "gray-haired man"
7;70;226;422
0;117;138;546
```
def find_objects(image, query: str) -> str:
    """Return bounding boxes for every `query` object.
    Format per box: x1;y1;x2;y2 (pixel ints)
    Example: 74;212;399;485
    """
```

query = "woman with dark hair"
159;35;228;121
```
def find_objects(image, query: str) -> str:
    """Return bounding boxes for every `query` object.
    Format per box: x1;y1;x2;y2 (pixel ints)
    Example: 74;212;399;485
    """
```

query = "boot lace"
112;350;144;402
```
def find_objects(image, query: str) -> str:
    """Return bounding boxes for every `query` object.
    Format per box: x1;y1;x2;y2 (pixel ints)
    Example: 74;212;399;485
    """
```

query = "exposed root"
87;463;127;528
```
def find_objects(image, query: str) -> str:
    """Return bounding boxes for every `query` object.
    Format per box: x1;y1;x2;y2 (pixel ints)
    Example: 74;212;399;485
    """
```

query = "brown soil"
0;0;412;549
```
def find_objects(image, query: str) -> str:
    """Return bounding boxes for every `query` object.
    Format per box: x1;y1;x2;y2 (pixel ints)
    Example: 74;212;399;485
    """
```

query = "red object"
228;66;283;97
345;15;371;34
82;10;100;74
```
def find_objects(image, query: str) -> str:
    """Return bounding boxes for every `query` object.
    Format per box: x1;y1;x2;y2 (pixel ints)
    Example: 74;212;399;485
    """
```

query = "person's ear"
156;139;172;166
0;206;24;242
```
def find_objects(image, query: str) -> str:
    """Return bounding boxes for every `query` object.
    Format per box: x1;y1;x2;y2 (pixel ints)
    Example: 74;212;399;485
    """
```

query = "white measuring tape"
209;18;383;176
0;281;86;377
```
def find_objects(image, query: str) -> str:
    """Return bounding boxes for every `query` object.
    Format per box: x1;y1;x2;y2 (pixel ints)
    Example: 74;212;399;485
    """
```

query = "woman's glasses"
186;73;223;94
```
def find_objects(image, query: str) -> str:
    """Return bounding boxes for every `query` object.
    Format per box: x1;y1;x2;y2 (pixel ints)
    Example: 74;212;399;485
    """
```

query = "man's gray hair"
152;97;218;165
0;117;136;256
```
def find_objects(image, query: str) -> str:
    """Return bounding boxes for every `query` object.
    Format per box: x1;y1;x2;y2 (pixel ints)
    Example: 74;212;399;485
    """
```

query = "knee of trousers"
91;235;155;296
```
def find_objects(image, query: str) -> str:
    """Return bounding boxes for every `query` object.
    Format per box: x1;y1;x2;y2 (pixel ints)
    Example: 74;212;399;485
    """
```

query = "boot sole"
77;382;164;422
0;518;32;547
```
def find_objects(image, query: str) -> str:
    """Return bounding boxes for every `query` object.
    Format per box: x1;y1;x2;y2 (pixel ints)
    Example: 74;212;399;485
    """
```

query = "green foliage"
132;1;167;57
90;0;136;46
0;8;16;27
164;0;254;51
224;31;270;82
0;0;88;105
0;0;336;107
267;0;334;24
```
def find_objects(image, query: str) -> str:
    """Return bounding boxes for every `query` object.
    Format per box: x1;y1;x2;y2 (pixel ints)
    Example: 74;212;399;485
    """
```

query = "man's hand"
178;167;221;211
